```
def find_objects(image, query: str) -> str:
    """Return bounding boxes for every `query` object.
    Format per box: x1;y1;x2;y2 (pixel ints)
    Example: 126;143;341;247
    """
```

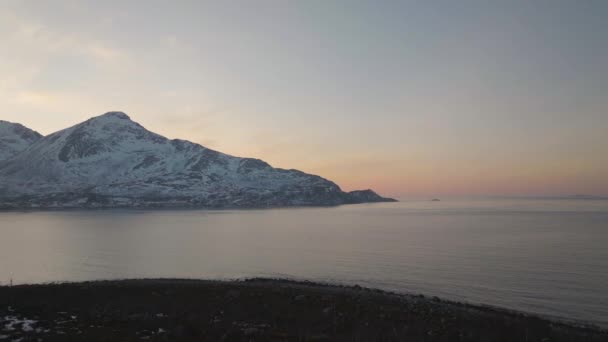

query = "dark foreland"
0;279;605;341
0;112;395;209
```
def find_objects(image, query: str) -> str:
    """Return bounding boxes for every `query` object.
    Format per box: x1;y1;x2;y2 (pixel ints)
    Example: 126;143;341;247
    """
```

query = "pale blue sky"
1;1;607;196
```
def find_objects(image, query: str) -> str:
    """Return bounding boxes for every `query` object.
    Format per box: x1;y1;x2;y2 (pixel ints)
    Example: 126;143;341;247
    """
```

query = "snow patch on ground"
2;315;37;332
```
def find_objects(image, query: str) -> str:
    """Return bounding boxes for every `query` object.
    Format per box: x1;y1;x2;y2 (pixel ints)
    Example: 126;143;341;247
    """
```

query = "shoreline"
0;201;395;212
1;278;606;341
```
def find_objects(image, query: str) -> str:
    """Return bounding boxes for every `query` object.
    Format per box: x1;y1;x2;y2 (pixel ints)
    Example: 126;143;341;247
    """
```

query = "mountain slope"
0;112;395;208
0;120;42;162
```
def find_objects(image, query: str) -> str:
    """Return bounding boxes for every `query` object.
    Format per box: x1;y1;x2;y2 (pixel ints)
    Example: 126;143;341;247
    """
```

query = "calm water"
1;199;607;326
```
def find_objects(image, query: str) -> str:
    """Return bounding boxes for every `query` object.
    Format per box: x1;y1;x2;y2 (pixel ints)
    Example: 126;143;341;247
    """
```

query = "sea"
1;198;607;327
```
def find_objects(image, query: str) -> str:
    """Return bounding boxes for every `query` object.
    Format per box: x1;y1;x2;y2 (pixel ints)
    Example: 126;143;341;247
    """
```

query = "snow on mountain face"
0;120;42;162
0;112;395;208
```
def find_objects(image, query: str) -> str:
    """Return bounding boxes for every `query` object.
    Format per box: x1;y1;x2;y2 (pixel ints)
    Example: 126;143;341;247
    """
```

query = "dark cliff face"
0;112;396;209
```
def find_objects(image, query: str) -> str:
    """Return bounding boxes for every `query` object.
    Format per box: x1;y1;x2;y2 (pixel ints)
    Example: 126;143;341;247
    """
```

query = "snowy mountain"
0;112;395;209
0;120;42;162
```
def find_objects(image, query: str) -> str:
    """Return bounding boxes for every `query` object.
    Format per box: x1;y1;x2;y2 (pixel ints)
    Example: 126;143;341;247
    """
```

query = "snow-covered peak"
92;111;131;121
0;120;42;161
47;112;168;163
0;120;39;136
82;111;139;130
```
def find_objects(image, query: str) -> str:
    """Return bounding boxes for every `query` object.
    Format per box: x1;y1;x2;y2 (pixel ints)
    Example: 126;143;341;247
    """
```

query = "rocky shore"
0;278;605;341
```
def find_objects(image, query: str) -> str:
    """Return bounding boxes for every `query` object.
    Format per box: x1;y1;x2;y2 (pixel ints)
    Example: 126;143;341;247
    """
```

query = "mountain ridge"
0;112;396;209
0;120;43;162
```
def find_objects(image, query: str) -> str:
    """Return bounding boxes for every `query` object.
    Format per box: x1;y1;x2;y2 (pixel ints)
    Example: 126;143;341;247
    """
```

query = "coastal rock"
346;190;397;203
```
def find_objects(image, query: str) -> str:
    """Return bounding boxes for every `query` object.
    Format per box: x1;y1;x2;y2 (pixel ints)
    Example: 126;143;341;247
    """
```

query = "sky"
1;0;607;198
